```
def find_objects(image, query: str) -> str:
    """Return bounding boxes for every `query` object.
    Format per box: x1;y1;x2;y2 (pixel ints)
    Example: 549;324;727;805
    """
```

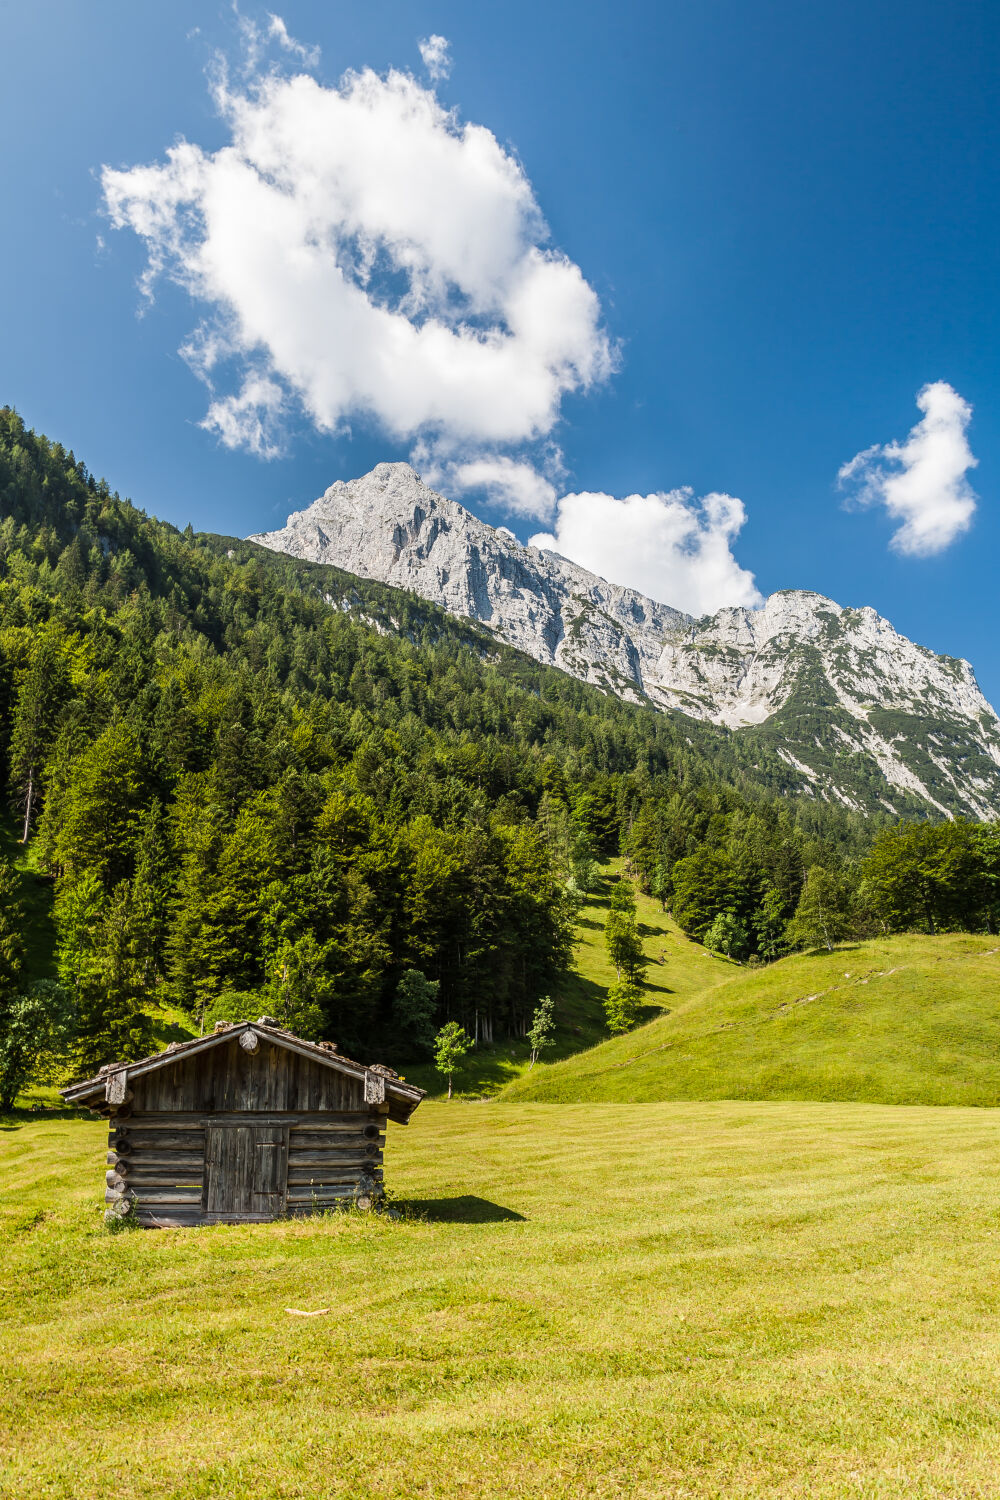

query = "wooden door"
250;1126;288;1216
204;1123;288;1219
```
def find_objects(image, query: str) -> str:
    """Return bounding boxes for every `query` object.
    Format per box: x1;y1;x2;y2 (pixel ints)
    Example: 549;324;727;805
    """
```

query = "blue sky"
3;2;999;696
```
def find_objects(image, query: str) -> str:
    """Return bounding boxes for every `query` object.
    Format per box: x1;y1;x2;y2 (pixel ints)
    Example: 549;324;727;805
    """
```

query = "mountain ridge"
251;462;1000;819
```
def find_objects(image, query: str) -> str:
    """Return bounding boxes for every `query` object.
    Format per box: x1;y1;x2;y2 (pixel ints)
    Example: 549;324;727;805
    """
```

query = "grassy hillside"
405;873;736;1098
6;1102;1000;1497
506;931;1000;1106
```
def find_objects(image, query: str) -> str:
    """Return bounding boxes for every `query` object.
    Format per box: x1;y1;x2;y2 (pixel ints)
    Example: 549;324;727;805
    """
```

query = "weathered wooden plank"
287;1173;373;1189
118;1130;206;1146
124;1157;205;1173
118;1127;206;1142
289;1146;383;1170
129;1188;204;1205
284;1176;371;1188
124;1169;205;1186
116;1152;205;1170
286;1190;368;1206
287;1165;380;1181
105;1070;131;1105
121;1130;208;1148
287;1141;382;1156
364;1070;386;1105
126;1111;369;1126
290;1134;386;1146
286;1187;369;1201
135;1210;206;1227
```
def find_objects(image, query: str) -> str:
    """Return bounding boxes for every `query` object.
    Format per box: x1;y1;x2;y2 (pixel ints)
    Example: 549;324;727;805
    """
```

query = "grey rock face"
251;462;690;699
250;462;1000;818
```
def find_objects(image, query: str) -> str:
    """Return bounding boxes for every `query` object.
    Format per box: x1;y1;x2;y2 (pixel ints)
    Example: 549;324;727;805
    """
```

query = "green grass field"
6;1100;1000;1497
11;872;1000;1496
507;931;1000;1107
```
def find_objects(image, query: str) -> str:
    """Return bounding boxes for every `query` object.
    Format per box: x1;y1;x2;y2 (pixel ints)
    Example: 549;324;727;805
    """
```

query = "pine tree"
74;882;155;1075
0;859;25;1014
46;721;144;888
55;873;104;1008
754;886;790;962
393;969;440;1056
9;630;66;843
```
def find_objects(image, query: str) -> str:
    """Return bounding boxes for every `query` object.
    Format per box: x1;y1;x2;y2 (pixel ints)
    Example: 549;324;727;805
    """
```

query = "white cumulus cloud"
529;488;761;616
100;38;613;463
420;450;559;519
838;381;977;556
418;34;451;82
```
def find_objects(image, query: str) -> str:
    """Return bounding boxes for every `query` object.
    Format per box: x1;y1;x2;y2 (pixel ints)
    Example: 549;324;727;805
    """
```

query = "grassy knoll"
506;932;1000;1106
6;1102;1000;1496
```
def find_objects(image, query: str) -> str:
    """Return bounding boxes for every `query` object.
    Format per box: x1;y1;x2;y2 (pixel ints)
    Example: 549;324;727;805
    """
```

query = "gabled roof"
60;1019;426;1125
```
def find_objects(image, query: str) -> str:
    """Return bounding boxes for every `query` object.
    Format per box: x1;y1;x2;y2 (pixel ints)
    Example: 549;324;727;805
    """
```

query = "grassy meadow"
508;931;1000;1107
10;873;1000;1497
7;1100;1000;1497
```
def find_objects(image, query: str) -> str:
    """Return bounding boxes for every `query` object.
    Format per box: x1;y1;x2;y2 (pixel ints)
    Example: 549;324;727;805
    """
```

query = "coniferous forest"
2;406;1000;1104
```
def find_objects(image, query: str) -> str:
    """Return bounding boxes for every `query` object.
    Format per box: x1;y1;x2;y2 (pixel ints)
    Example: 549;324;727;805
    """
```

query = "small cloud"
202;374;288;459
231;7;319;74
839;381;977;556
438;455;558;520
529;488;761;616
418;34;451;82
267;13;320;66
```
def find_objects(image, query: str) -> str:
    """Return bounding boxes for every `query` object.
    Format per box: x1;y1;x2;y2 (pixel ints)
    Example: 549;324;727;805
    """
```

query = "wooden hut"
61;1018;425;1228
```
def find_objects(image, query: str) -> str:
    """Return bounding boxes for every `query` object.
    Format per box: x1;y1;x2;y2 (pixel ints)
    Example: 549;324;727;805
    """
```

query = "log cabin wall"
104;1035;389;1227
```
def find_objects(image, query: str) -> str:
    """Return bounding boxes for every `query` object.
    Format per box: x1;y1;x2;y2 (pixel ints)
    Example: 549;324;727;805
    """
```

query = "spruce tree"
9;631;65;843
0;858;25;1012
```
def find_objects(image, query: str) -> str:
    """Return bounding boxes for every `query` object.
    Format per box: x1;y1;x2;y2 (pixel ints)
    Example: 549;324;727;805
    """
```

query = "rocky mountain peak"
250;466;1000;819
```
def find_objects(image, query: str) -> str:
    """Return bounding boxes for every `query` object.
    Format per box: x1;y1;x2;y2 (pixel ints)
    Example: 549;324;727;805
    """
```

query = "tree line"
625;798;1000;959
